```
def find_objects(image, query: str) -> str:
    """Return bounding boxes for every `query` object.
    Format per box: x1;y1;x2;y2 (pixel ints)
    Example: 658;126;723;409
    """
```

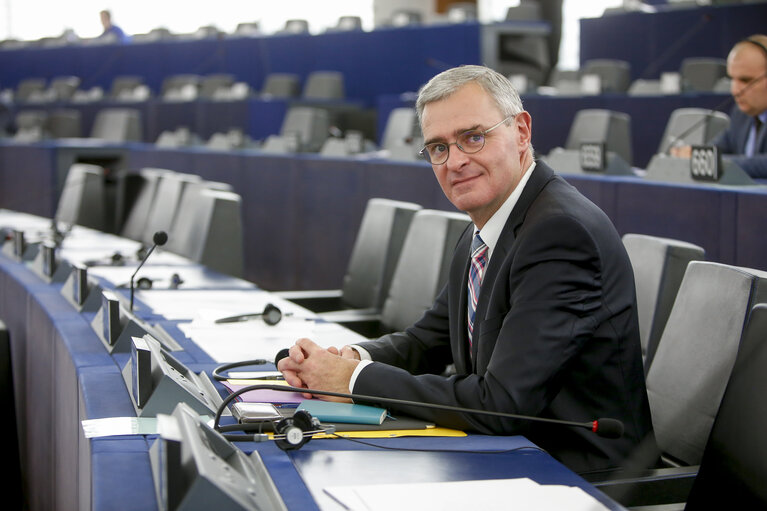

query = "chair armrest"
591;466;698;508
274;289;345;312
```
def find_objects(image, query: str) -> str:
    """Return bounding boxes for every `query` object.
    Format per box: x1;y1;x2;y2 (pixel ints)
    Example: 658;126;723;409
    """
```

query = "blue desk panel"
579;3;767;80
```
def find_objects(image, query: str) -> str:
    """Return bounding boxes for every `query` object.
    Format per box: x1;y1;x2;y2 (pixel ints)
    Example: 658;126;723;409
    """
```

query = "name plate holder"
690;146;722;182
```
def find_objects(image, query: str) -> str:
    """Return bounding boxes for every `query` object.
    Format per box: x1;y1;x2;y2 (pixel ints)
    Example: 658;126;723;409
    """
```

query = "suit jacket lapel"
469;162;556;369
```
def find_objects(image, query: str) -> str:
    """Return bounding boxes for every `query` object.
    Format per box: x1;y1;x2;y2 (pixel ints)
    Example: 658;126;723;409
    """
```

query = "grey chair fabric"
260;74;300;99
48;76;80;101
280;19;309;34
262;106;330;153
199;74;235;99
46;109;81;138
302;71;345;100
381;107;420;151
141;172;202;246
581;59;631;93
15;78;46;102
110;76;144;99
90;108;142;142
646;261;767;466
622;233;705;371
167;187;244;277
120;168;171;242
13;110;47;141
680;57;727;92
564;109;633;165
161;74;201;101
54;163;106;231
685;303;767;509
656;107;731;155
379;209;472;332
282;198;422;313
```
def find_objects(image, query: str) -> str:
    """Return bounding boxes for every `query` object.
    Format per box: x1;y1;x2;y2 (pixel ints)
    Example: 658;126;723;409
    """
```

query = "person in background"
99;9;130;44
671;35;767;178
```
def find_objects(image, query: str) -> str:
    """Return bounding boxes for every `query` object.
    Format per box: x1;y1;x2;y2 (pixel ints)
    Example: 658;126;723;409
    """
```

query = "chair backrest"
564;109;633;165
48;76;80;101
680;57;727;92
341;198;422;310
120;168;170;241
279;106;330;152
646;261;767;466
110;75;144;99
282;19;309;34
142;172;202;245
260;73;300;99
13;110;47;141
389;10;422;27
505;1;542;20
447;2;477;22
302;71;345;100
335;16;362;31
161;74;201;100
199;74;235;99
656;107;731;155
167;186;244;277
685;303;767;509
381;107;419;151
46;109;81;138
581;59;631;93
90;108;142;142
16;78;46;102
381;210;472;332
55;163;106;231
621;233;705;371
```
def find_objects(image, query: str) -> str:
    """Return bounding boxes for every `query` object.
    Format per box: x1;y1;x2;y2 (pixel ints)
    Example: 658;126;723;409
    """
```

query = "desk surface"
0;211;625;511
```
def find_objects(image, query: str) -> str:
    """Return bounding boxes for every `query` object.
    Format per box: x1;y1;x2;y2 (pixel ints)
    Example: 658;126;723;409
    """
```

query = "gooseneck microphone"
130;230;168;311
213;382;625;448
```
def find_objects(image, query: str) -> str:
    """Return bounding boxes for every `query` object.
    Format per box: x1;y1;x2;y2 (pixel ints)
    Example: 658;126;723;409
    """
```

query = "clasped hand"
277;338;360;402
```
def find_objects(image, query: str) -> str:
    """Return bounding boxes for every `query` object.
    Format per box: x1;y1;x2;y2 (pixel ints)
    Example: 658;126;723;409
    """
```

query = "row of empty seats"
0;5;488;51
55;164;244;277
4;70;346;105
592;233;767;507
543;106;735;180
543;57;730;96
278;198;471;338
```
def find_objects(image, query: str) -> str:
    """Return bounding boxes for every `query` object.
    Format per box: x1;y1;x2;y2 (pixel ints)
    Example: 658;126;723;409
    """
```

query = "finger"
288;343;306;363
280;369;304;388
327;346;340;355
340;346;361;360
295;337;322;356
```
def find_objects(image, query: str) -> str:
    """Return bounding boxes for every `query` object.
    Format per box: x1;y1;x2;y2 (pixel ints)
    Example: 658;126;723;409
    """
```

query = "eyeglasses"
419;115;514;165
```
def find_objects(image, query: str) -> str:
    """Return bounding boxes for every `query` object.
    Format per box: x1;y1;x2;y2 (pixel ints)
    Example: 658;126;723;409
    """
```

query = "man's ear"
515;111;532;152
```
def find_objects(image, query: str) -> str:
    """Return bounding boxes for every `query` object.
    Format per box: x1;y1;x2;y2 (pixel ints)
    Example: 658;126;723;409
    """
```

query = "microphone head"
153;231;168;246
274;348;290;367
593;418;624;439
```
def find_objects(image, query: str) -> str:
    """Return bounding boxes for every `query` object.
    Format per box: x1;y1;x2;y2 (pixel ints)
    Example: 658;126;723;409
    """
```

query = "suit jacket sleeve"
355;209;613;435
713;107;767;179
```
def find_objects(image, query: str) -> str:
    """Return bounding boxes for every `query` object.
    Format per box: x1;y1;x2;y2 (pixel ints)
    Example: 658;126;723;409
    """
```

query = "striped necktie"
746;116;763;157
467;232;489;346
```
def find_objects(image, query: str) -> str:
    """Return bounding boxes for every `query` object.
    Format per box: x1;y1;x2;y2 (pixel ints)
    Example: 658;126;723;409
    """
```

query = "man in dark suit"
278;65;653;474
672;35;767;178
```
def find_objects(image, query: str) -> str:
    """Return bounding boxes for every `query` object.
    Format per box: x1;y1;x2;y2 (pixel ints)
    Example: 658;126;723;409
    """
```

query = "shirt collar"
474;161;536;260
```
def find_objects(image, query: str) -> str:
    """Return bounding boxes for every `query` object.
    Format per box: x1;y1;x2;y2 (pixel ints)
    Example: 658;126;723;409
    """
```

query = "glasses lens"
423;143;448;164
458;131;485;153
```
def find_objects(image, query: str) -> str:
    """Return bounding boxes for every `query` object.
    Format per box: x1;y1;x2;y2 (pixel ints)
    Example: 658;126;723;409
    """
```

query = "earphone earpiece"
274;410;317;450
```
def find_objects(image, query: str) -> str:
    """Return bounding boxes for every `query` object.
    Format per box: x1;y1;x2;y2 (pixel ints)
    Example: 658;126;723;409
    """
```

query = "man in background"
671;35;767;178
99;10;130;44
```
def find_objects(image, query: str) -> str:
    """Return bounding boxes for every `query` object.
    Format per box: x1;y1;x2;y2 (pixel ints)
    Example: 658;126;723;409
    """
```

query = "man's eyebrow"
424;124;482;146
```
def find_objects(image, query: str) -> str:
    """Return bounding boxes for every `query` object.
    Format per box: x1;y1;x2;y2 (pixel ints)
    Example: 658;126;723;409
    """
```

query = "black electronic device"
121;334;226;418
60;263;102;312
214;303;286;326
149;402;288;511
